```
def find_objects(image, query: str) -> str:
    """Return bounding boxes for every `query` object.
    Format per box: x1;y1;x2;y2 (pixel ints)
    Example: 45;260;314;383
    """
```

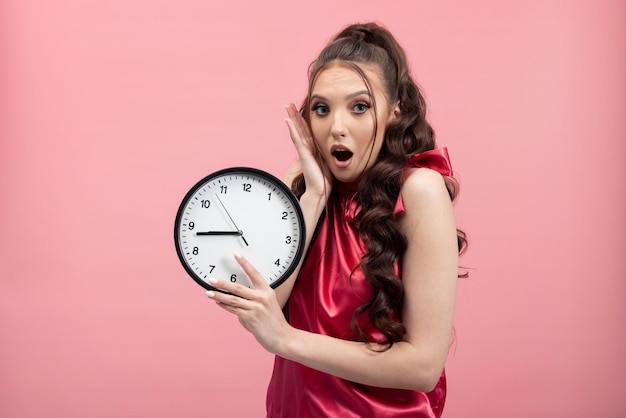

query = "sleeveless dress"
266;149;454;418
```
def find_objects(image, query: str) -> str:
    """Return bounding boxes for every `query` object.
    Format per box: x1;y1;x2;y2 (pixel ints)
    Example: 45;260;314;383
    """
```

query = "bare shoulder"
398;167;456;246
400;167;451;209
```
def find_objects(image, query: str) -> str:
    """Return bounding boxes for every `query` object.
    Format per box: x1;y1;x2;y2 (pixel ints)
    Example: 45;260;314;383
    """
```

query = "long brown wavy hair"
291;22;468;350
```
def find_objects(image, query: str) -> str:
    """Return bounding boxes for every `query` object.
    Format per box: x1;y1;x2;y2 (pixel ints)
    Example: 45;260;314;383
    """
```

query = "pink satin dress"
266;149;454;418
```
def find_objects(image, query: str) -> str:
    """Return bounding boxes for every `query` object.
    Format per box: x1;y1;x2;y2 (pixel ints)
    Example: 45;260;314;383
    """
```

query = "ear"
387;101;401;122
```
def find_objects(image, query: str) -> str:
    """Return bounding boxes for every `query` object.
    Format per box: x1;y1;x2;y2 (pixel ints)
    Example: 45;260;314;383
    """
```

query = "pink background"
1;0;625;417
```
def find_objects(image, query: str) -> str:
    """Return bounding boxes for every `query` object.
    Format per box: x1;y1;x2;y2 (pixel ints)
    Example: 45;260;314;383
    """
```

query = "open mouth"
332;149;353;162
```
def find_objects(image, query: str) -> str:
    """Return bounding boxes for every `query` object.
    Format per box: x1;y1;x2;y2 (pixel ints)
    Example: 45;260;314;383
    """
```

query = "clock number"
242;183;251;192
267;192;271;201
281;211;288;220
209;265;215;273
200;200;211;208
188;221;195;230
285;236;292;244
230;274;237;283
220;185;228;194
274;258;280;267
192;247;199;255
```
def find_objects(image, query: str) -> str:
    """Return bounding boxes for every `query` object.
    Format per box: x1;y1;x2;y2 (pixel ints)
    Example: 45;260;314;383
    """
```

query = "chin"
332;170;360;184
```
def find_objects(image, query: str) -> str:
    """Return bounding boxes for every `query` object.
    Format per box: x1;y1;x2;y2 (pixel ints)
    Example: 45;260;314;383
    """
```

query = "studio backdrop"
1;0;624;417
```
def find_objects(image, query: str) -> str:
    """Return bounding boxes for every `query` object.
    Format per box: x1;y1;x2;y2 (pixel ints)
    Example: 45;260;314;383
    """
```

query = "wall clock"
174;167;305;292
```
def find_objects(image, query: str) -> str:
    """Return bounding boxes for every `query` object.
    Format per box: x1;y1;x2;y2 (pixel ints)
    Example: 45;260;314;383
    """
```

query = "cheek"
352;119;377;146
364;120;387;160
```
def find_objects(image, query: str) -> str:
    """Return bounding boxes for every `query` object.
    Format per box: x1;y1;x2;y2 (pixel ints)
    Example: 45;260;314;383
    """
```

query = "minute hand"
214;194;249;246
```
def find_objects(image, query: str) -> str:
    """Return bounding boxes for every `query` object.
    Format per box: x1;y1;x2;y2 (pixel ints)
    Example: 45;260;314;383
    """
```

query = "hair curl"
291;22;468;350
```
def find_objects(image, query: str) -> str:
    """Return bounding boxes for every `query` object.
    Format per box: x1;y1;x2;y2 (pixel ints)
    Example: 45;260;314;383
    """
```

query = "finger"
285;117;303;148
206;288;254;310
234;252;271;290
206;278;257;301
213;300;242;315
285;103;311;146
285;116;318;166
285;101;301;121
285;114;308;149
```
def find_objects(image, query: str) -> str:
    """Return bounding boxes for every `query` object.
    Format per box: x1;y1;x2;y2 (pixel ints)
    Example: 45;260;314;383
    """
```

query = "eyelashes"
311;103;329;116
352;102;370;113
310;100;371;116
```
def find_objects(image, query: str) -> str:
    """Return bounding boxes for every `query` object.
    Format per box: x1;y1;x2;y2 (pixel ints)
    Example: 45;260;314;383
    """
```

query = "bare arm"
277;168;458;391
273;162;326;308
273;103;331;308
208;168;459;391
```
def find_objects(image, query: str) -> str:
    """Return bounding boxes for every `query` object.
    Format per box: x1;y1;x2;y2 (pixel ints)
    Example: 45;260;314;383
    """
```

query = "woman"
206;22;467;417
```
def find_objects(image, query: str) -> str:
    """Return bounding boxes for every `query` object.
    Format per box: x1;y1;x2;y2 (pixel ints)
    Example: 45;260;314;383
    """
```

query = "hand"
285;102;333;198
206;252;294;355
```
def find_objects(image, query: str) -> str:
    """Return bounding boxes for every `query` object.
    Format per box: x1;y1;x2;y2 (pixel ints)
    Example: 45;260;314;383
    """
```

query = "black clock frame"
174;166;306;292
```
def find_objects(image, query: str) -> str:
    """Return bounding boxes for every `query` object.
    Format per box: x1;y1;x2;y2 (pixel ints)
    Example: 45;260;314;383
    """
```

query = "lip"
329;144;353;168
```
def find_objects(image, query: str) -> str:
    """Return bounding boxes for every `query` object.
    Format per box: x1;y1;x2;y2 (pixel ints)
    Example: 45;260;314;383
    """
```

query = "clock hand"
196;230;243;236
214;194;249;247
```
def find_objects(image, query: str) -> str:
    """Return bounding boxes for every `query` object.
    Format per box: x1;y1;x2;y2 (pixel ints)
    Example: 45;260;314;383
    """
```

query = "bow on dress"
343;147;453;222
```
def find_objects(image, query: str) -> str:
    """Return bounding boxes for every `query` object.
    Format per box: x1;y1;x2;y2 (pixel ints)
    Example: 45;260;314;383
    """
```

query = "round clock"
174;167;306;292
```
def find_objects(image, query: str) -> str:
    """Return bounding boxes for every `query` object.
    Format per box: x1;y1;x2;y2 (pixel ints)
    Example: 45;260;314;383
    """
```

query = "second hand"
214;194;249;246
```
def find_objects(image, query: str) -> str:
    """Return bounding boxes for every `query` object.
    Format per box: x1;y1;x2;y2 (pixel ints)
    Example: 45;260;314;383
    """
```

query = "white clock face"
174;167;305;291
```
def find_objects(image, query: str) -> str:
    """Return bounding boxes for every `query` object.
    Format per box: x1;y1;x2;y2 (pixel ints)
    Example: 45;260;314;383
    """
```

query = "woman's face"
309;63;397;183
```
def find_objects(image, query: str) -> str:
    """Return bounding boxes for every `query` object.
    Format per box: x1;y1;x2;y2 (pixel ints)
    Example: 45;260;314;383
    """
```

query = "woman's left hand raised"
206;252;294;355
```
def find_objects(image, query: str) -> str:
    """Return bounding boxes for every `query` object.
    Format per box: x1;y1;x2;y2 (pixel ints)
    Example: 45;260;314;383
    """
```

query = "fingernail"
208;277;218;285
206;290;215;298
234;251;242;259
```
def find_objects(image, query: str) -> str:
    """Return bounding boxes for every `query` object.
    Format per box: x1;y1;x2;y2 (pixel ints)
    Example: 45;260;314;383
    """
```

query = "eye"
352;102;370;114
311;103;329;116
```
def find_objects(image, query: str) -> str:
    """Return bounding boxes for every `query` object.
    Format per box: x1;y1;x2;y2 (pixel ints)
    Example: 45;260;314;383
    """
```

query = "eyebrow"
310;90;371;102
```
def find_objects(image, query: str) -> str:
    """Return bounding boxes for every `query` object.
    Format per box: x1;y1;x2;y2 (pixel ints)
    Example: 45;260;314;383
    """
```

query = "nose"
330;110;346;139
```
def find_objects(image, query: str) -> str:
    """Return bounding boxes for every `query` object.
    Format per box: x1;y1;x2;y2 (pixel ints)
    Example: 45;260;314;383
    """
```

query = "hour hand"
196;230;243;236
